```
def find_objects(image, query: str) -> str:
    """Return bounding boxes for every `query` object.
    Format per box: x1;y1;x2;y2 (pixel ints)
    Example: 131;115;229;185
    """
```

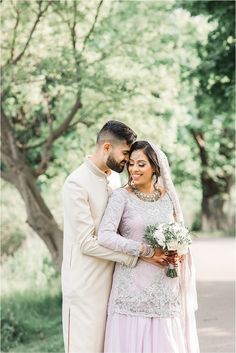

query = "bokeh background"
1;0;235;352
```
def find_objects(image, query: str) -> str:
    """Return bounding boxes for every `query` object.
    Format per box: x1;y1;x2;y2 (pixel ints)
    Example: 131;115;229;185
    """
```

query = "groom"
62;120;139;353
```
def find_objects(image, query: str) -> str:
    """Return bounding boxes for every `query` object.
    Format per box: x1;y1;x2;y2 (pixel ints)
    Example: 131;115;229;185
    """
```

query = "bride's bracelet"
139;243;155;258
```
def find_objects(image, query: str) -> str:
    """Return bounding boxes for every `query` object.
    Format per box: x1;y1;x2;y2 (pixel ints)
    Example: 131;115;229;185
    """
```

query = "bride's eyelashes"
128;162;146;168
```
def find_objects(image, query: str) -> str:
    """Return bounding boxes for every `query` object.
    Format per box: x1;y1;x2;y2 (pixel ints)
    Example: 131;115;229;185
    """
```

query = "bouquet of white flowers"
144;222;192;278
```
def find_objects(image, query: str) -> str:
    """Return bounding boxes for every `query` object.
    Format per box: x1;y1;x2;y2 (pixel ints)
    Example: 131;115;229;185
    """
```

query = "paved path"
191;237;235;353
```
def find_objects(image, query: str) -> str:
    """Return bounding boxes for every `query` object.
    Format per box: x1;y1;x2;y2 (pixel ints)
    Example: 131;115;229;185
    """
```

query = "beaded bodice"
98;188;181;318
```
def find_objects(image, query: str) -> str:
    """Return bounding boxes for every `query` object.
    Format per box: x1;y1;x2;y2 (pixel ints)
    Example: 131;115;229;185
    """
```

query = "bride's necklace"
131;185;162;202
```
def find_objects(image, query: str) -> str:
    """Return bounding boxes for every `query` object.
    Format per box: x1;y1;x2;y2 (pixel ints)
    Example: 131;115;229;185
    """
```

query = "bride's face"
128;149;154;187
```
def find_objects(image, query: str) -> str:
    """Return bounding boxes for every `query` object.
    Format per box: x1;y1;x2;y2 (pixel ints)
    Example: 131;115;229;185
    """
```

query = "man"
61;120;138;353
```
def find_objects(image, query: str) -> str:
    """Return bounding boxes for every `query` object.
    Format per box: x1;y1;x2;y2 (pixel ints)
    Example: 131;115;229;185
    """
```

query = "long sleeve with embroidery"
98;188;142;256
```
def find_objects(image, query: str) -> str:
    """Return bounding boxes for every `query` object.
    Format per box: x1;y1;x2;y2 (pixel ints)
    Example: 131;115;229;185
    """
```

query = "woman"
98;141;199;353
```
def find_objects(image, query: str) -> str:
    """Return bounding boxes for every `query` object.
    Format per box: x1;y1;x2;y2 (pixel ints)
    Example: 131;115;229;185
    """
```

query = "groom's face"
106;141;131;173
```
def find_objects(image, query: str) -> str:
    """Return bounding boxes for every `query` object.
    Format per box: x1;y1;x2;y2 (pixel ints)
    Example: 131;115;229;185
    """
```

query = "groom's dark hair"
97;120;137;145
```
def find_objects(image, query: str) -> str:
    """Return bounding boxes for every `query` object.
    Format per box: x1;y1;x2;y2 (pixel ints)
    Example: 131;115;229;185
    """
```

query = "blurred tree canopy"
1;0;235;269
178;0;235;230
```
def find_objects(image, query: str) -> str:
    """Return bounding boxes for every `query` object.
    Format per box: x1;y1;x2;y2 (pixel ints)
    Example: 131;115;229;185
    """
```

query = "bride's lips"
132;174;142;180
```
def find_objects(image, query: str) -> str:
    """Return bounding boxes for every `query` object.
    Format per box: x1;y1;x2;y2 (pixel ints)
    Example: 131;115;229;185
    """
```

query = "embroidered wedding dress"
98;188;199;353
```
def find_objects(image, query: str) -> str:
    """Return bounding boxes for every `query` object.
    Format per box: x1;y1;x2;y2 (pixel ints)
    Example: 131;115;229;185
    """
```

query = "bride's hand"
141;248;169;268
166;250;179;266
167;251;184;265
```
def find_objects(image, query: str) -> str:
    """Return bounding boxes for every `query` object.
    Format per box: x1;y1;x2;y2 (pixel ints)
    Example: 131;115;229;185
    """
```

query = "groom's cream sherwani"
62;157;137;353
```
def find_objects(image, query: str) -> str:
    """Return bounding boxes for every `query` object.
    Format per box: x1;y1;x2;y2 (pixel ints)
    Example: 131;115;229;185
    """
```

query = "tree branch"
17;107;92;152
69;1;81;73
11;1;50;65
189;128;208;166
16;139;45;150
17;98;103;150
71;1;77;52
52;1;81;77
50;96;82;142
34;95;82;176
81;0;104;54
68;97;113;129
8;2;20;63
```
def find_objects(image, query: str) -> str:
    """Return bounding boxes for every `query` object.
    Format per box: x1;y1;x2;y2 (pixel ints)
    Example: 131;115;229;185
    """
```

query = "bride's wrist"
139;243;155;258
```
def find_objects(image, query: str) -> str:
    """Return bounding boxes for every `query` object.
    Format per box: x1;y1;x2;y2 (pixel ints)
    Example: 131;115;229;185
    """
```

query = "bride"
98;140;199;353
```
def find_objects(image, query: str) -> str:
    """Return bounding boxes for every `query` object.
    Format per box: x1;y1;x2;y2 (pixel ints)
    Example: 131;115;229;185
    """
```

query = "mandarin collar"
85;157;108;179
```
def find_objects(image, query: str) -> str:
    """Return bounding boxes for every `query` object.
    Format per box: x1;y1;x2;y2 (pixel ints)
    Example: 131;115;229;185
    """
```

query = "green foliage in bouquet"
143;225;160;249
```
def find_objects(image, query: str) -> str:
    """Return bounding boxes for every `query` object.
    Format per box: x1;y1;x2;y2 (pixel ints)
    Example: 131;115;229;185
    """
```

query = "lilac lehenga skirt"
103;250;199;353
104;312;186;353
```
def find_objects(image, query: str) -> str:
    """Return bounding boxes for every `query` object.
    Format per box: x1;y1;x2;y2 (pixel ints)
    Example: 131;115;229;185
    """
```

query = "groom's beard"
106;155;126;173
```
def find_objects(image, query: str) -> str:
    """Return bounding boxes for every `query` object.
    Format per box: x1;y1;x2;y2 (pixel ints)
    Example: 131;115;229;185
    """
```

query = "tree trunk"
1;110;63;272
201;193;230;232
190;127;234;232
17;176;63;271
3;166;63;272
201;171;234;232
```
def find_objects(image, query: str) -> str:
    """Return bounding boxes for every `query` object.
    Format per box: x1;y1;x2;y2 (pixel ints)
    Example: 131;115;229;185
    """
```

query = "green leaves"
1;0;234;206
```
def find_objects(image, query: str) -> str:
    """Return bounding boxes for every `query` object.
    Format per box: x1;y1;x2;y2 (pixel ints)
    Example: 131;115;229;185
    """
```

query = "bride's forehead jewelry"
131;184;162;202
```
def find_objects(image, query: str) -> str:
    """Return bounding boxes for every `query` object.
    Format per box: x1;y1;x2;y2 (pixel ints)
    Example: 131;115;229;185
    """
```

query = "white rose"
167;240;178;251
158;237;166;247
173;222;182;231
154;230;165;246
158;224;165;231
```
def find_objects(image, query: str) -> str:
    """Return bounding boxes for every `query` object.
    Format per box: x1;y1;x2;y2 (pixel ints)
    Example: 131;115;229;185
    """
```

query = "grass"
1;236;64;353
1;289;64;353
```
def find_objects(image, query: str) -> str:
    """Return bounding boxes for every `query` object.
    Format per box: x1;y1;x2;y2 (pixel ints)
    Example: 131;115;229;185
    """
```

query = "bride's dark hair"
127;141;161;189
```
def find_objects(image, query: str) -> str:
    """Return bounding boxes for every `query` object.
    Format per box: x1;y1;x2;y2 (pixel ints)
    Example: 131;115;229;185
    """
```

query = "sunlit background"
1;0;235;352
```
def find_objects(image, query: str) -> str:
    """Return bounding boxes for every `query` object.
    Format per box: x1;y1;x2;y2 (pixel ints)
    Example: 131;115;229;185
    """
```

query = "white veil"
148;141;200;353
